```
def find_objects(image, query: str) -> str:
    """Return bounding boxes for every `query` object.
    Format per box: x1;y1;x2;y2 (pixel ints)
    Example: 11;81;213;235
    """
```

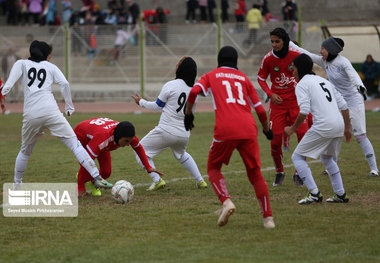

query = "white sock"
358;136;378;172
134;152;161;182
179;152;203;183
292;152;317;192
320;155;345;195
14;151;29;184
61;137;99;178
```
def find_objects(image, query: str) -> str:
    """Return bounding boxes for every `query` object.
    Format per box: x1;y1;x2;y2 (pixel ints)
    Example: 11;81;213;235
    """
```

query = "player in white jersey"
289;37;379;177
284;54;352;204
132;57;207;191
1;40;112;190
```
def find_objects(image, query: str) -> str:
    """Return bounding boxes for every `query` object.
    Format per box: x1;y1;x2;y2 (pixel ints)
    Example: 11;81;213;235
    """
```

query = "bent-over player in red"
257;27;309;187
185;46;275;229
74;118;163;196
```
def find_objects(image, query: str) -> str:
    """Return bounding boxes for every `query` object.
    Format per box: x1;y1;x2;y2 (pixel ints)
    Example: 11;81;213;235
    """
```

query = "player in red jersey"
74;117;164;197
257;27;308;187
0;77;6;114
185;46;275;229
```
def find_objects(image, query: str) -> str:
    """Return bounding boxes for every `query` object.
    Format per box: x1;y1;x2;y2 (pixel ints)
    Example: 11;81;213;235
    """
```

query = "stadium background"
0;0;379;103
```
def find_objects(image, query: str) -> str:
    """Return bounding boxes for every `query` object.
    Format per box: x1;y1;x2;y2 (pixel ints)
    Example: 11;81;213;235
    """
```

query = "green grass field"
1;111;380;263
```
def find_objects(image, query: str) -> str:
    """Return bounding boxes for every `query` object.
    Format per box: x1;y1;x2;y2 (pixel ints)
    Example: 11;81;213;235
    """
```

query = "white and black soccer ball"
111;180;134;204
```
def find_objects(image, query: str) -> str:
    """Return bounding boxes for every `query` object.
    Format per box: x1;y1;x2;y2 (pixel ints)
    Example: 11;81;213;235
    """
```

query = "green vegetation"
1;111;380;263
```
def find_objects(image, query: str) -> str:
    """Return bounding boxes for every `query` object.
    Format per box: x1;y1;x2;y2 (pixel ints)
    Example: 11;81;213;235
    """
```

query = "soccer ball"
111;180;134;204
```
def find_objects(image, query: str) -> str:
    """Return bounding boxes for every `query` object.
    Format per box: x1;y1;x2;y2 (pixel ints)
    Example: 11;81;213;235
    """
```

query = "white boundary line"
1;160;321;208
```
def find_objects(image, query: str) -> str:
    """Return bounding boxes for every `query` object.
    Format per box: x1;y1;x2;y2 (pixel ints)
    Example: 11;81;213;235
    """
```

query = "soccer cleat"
85;181;102;196
368;170;379;177
273;172;285;186
13;182;22;190
283;146;290;152
263;216;275;229
320;170;329;176
293;173;303;187
298;191;323;204
197;179;208;189
216;199;236;227
146;178;166;191
326;193;349;203
93;176;113;189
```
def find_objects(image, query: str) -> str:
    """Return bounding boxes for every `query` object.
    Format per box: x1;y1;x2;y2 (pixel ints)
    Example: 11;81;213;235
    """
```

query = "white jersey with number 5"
296;74;348;138
139;79;193;138
1;59;74;119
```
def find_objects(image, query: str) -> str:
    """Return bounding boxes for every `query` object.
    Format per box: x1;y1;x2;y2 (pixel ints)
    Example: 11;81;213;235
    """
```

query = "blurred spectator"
45;0;57;25
82;0;95;12
245;3;262;44
117;7;129;24
282;0;297;21
29;0;42;24
126;0;140;45
145;7;169;45
0;0;5;15
19;0;30;25
126;0;139;25
198;0;208;23
104;8;117;25
233;0;247;32
61;0;72;25
112;27;133;60
92;3;105;25
5;0;18;25
361;54;380;98
208;0;216;23
220;0;229;23
260;0;269;16
281;0;297;39
185;0;198;24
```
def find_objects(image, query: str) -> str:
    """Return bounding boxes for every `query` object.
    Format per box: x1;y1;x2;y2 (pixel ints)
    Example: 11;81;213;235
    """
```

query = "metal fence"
0;20;326;102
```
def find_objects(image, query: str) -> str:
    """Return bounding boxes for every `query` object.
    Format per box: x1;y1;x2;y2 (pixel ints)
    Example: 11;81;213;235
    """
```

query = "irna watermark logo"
3;183;78;217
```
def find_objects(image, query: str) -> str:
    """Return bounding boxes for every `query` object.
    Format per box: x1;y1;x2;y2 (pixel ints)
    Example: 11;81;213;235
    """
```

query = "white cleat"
263;216;275;229
216;199;236;227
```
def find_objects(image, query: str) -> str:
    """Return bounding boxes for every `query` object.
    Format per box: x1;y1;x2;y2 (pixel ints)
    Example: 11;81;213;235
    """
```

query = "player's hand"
147;167;164;176
131;93;142;105
263;129;273;140
344;129;352;143
284;126;294;136
184;113;194;131
358;86;367;101
271;93;283;105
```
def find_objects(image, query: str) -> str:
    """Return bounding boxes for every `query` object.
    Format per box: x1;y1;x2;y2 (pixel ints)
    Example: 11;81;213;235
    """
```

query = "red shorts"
207;138;261;170
269;106;309;135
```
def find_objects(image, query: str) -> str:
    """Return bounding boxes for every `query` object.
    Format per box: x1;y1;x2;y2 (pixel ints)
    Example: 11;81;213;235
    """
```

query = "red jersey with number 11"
192;67;262;140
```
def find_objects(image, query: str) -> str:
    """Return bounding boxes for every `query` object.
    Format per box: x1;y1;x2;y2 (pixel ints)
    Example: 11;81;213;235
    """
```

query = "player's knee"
355;133;367;143
20;144;34;156
61;137;80;152
177;152;190;163
271;134;282;149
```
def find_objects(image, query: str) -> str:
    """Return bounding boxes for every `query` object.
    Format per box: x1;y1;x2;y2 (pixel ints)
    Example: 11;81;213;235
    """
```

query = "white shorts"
349;105;366;136
294;130;343;160
22;113;76;146
140;127;189;160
